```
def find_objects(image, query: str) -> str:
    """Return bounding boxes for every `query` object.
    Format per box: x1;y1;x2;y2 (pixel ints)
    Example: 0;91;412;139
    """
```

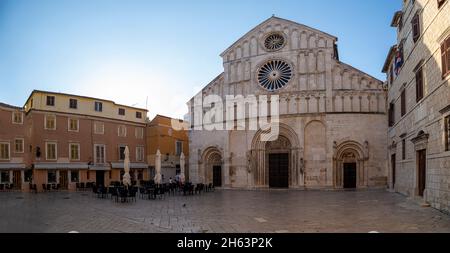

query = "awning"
34;163;89;170
88;165;111;171
0;163;26;170
110;162;148;169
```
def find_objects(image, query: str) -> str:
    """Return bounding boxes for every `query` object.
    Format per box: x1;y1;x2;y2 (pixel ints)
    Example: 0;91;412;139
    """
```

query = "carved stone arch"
201;147;223;185
250;123;301;188
333;140;368;189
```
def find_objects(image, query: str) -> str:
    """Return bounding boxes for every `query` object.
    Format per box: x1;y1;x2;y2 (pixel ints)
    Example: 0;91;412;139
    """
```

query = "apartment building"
147;115;189;182
383;0;450;212
0;90;149;192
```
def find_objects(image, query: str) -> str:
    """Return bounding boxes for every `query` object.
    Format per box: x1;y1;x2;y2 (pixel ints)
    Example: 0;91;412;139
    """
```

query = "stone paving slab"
1;190;450;233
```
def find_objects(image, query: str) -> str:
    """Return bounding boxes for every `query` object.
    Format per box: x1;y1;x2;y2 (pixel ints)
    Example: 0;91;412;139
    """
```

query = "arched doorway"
250;123;301;188
333;141;368;189
266;136;291;188
201;147;223;187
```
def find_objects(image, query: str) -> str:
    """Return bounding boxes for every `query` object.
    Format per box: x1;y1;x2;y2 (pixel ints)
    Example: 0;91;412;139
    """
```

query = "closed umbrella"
122;146;131;187
154;149;162;185
180;152;185;184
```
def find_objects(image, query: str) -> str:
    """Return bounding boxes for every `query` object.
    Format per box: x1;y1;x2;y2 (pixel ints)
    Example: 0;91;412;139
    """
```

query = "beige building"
383;0;450;212
146;115;189;182
187;16;388;189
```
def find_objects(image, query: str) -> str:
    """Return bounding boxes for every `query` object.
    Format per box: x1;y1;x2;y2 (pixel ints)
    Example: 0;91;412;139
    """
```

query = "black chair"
7;184;14;191
129;188;137;202
118;188;128;203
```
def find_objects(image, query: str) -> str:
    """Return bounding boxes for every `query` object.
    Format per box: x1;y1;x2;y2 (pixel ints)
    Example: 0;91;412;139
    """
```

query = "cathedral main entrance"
269;153;289;188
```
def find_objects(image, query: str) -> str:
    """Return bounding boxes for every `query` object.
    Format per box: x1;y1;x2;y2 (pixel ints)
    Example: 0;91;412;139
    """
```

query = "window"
411;13;420;43
1;171;10;183
389;65;394;85
14;138;24;153
415;67;424;102
47;171;57;183
136;111;142;119
45;115;56;130
402;139;406;160
71;171;79;182
94;144;106;164
69;99;78;109
441;36;450;78
46;142;57;160
398;13;403;31
68;118;79;132
438;0;447;9
70;143;80;160
389;102;395;127
176;141;183;156
94;121;104;134
12;112;23;124
445;116;450;151
0;142;10;160
94;101;103;112
118;125;127;137
401;89;406;117
118;108;125;116
136;146;144;162
119;146;126;160
24;169;33;182
135;127;144;139
46;96;55;106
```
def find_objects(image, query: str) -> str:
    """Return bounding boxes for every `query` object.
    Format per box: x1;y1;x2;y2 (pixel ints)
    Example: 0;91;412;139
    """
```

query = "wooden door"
391;154;396;188
343;163;357;189
269;153;289;188
59;171;68;190
213;166;222;187
417;149;426;197
13;171;21;189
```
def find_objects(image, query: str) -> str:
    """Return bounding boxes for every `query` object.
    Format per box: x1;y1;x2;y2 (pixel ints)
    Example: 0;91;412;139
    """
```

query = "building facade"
0;90;149;192
383;0;450;212
0;103;30;190
147;115;189;182
188;17;388;189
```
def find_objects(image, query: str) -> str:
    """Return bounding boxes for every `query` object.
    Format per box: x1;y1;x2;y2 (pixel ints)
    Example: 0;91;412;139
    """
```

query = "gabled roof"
220;16;338;57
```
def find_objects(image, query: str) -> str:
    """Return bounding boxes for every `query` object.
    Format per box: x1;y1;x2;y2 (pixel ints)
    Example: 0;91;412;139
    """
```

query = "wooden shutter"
412;14;420;43
401;89;406;116
415;68;424;102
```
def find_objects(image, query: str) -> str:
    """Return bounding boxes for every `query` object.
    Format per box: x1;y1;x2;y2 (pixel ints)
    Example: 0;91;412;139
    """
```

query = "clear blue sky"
0;0;401;119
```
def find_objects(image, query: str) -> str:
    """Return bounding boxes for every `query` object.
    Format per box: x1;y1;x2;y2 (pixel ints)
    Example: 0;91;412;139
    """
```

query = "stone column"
9;170;13;184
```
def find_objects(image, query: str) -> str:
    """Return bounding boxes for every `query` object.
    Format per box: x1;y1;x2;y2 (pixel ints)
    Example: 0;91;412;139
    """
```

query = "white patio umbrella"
122;146;131;187
180;152;186;183
154;149;162;185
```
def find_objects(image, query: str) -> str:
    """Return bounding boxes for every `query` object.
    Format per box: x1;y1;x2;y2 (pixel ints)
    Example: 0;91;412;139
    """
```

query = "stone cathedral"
187;16;388;189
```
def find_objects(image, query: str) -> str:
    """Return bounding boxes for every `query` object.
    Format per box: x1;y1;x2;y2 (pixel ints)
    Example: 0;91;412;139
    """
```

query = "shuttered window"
441;36;450;78
401;89;406;117
415;67;424;102
412;13;420;43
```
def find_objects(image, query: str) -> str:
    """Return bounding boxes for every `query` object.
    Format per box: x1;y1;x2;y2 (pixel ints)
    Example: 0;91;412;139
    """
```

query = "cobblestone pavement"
1;189;450;233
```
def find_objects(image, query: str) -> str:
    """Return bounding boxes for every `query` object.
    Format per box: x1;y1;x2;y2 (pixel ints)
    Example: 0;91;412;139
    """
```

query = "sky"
0;0;401;119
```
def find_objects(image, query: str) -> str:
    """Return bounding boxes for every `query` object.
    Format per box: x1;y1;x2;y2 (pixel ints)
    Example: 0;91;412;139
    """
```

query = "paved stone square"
1;190;450;233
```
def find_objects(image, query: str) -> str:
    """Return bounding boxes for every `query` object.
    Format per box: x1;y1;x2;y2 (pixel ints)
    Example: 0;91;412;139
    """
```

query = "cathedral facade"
187;17;388;189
